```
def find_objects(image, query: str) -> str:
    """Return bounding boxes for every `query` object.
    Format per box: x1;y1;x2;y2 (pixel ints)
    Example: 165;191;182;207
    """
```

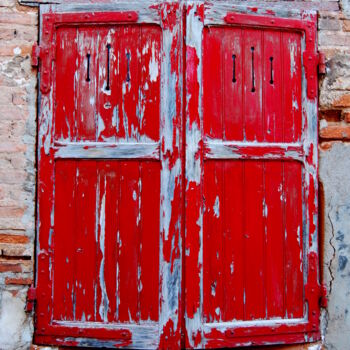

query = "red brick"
343;110;350;123
0;44;32;57
343;19;350;31
0;12;37;26
320;124;350;139
0;206;25;218
5;277;32;285
320;109;342;122
319;17;342;30
0;234;29;244
0;261;22;273
319;32;350;46
333;94;350;108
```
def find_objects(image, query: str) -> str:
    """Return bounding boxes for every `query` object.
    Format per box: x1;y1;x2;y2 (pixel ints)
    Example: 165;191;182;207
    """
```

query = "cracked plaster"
320;142;350;350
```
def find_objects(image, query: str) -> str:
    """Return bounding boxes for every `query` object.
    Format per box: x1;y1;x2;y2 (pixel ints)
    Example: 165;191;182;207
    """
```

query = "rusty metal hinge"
318;51;326;75
319;284;328;308
31;41;53;94
31;42;40;67
303;50;319;100
25;284;37;312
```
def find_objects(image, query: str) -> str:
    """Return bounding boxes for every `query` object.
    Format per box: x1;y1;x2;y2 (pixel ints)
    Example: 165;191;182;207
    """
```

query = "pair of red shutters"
36;2;320;349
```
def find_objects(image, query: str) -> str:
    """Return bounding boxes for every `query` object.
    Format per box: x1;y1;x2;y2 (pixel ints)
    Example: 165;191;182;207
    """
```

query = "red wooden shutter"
185;4;320;348
36;3;183;348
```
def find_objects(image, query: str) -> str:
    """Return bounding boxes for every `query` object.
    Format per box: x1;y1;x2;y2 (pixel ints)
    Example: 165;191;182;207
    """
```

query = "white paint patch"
292;98;299;111
149;42;159;82
213;196;220;218
99;185;109;322
320;119;328;130
97;114;105;138
0;290;32;349
133;190;137;201
13;47;21;55
289;40;297;77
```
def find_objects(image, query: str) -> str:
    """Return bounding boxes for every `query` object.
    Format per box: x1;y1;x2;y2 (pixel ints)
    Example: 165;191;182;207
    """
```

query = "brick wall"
0;0;349;349
0;0;36;348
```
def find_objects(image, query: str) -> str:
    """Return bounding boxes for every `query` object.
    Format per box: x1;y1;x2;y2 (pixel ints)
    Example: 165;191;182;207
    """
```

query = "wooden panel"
243;161;265;320
74;161;98;321
203;161;224;323
140;27;161;141
243;29;263;142
76;27;98;141
96;28;119;142
203;27;223;139
55;28;77;141
52;160;77;321
52;161;160;323
263;30;282;142
282;32;302;142
222;29;243;141
222;161;244;321
265;161;285;318
284;161;304;318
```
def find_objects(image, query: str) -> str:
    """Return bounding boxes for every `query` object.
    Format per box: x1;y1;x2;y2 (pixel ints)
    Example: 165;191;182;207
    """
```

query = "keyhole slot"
232;54;236;83
251;47;255;92
126;52;131;82
86;53;90;82
106;44;111;91
269;57;274;84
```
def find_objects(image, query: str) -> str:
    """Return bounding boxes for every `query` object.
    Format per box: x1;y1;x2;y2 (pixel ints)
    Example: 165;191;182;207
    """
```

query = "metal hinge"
319;284;328;308
31;42;40;67
25;285;37;312
31;41;52;94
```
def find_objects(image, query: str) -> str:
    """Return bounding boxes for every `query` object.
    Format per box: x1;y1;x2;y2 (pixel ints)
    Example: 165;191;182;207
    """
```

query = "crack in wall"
327;205;336;295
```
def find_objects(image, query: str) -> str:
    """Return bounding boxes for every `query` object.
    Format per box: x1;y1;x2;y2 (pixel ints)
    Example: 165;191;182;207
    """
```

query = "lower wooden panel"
203;160;304;323
52;159;160;324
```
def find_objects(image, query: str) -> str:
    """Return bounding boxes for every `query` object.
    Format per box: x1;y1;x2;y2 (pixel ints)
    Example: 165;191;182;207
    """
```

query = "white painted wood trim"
54;142;160;159
204;141;304;161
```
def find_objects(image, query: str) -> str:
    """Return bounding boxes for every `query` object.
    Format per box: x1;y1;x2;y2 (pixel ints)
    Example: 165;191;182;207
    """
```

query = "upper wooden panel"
203;27;302;143
55;25;161;143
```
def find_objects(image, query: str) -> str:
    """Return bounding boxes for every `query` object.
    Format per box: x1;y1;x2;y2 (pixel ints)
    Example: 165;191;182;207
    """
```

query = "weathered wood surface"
35;1;319;348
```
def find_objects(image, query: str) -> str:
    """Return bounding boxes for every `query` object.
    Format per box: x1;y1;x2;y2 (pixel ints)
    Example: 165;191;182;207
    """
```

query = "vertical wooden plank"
118;161;140;322
55;28;77;141
264;161;284;318
96;28;119;142
203;161;224;322
76;28;98;141
139;161;160;321
222;161;244;321
203;27;223;140
104;162;119;322
223;28;243;141
263;30;282;142
284;162;304;318
140;26;161;141
185;5;204;348
244;161;265;320
74;161;97;321
243;29;263;142
94;161;119;322
53;160;76;321
282;32;302;142
119;26;141;141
